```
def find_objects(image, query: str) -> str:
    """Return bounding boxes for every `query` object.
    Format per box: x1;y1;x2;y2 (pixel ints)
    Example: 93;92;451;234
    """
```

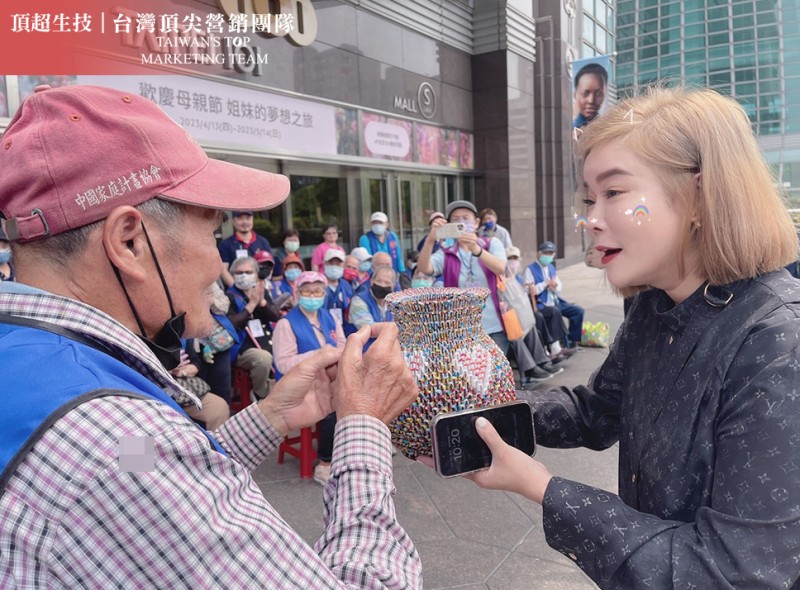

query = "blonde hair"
575;86;796;295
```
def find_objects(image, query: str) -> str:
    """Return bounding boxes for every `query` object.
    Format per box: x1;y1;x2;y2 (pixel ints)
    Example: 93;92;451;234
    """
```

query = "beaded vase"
385;287;516;459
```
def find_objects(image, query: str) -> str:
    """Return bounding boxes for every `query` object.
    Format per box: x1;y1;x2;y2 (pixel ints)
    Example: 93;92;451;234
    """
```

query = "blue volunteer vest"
360;287;394;324
366;231;401;272
0;321;226;488
274;306;337;381
225;286;251;362
324;279;356;336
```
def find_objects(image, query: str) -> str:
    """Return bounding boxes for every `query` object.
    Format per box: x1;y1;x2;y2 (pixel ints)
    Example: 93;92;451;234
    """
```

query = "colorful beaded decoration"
385;287;516;459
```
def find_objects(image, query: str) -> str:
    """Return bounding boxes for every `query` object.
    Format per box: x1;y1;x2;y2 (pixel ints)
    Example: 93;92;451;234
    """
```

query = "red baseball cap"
254;250;275;264
0;84;290;242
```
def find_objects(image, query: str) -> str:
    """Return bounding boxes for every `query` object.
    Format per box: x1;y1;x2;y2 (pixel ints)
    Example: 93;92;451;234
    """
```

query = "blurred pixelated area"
118;435;155;472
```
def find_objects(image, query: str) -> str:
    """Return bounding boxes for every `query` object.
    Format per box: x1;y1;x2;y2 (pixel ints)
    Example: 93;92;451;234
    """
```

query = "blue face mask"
0;250;10;264
412;279;433;289
285;268;302;282
359;261;372;273
442;238;455;249
539;254;555;265
325;265;344;280
484;220;495;230
372;224;387;236
298;296;325;312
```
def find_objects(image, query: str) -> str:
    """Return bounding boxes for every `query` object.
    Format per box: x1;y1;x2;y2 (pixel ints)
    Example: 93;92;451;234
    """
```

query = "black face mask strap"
140;220;178;319
109;257;149;339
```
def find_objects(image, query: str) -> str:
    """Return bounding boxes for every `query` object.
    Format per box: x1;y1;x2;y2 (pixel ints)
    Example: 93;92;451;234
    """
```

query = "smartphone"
430;400;536;478
435;222;466;240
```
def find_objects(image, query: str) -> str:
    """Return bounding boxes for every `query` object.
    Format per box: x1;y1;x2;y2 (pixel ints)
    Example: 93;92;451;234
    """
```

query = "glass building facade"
582;0;616;59
616;0;800;206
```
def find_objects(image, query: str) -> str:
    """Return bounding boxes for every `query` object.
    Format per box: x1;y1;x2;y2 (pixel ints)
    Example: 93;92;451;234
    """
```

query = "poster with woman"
571;55;610;129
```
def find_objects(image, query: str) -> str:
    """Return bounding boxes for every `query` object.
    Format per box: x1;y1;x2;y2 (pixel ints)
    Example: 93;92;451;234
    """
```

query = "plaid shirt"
0;284;421;588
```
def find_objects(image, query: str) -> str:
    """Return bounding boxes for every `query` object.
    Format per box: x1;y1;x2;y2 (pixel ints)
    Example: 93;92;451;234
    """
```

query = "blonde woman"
453;88;800;587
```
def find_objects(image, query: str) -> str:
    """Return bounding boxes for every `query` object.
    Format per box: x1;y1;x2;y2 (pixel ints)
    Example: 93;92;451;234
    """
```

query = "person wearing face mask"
0;227;14;282
278;252;304;301
349;265;396;330
358;212;406;274
350;247;373;289
0;85;422;587
523;241;585;350
418;200;510;355
410;269;436;289
311;223;345;273
478;208;513;249
503;246;564;387
343;253;361;287
322;249;355;336
226;256;281;400
272;272;347;484
273;228;300;280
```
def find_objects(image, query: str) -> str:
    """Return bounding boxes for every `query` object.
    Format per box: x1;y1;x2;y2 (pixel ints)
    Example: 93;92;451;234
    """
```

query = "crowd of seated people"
187;214;588;477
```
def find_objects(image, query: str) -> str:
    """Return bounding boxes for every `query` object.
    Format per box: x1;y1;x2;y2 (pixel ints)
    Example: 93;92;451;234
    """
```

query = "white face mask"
372;224;387;236
234;273;258;291
507;260;520;276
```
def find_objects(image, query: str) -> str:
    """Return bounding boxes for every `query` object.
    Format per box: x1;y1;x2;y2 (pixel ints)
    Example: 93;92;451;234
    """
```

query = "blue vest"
527;261;557;309
225;287;250;362
360;287;394;324
0;322;226;484
279;279;295;297
274;307;337;381
367;231;401;272
325;279;355;336
358;288;394;353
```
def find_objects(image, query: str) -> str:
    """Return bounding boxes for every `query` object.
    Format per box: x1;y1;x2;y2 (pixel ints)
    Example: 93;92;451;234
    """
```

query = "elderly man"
418;200;509;354
0;85;421;588
359;211;405;274
523;240;585;350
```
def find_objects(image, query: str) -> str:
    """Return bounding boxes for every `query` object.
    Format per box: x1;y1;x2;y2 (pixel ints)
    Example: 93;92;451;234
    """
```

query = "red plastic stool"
229;367;253;415
278;423;320;478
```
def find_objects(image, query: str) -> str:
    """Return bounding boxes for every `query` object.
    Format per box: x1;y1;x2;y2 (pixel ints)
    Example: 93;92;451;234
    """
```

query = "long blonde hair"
575;86;796;293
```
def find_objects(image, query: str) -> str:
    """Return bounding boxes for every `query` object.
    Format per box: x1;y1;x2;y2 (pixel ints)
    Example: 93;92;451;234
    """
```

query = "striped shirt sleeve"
1;397;421;589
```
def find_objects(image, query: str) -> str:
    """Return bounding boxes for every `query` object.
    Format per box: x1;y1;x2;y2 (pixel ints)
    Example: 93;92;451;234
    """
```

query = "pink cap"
295;271;327;289
0;85;290;242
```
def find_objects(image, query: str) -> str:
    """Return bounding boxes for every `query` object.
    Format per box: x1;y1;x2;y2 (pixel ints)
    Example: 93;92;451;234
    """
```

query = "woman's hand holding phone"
465;417;553;504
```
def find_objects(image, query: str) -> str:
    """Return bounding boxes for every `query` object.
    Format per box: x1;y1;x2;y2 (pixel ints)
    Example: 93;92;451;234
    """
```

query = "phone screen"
432;400;536;478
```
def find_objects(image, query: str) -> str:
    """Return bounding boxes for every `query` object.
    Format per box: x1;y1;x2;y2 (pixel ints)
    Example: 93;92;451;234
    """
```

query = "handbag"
176;375;211;398
497;275;525;341
580;320;610;347
502;272;536;337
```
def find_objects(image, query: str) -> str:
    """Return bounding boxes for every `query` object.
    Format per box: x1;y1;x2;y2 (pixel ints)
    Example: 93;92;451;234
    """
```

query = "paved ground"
252;262;625;589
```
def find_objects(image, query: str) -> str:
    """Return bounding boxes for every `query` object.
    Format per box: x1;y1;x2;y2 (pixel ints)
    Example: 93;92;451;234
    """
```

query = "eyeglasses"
298;288;326;297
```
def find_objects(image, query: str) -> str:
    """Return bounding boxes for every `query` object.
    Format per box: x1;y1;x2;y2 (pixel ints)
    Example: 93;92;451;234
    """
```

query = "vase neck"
392;296;484;346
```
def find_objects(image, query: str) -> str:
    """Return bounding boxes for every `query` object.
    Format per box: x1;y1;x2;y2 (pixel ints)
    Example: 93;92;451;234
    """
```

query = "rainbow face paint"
623;197;651;225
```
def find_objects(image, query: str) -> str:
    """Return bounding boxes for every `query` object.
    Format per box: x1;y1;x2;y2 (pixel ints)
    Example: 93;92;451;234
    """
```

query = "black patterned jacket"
531;270;800;589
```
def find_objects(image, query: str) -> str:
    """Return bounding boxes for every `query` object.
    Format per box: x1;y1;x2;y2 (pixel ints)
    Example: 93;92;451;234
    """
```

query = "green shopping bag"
580;321;610;347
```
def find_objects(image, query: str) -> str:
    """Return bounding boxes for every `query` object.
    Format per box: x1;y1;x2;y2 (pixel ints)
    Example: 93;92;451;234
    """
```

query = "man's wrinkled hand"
259;345;342;436
334;323;418;424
